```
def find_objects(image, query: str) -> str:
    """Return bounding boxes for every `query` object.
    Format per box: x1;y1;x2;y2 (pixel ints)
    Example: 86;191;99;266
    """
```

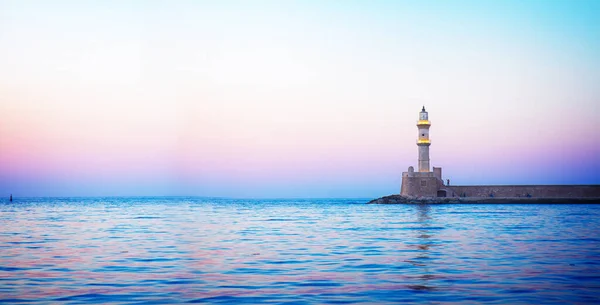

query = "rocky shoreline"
368;194;600;204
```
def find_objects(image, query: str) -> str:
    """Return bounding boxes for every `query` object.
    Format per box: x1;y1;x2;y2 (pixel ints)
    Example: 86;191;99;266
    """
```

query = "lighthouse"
401;106;444;197
417;106;431;172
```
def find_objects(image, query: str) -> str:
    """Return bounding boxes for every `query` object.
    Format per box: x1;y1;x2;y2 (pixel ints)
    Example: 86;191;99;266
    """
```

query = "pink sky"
1;1;599;197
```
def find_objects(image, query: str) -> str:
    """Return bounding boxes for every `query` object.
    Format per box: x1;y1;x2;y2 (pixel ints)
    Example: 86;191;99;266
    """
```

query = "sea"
1;197;599;304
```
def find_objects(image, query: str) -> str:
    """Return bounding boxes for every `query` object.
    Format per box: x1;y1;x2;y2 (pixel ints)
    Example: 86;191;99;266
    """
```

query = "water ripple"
1;198;599;304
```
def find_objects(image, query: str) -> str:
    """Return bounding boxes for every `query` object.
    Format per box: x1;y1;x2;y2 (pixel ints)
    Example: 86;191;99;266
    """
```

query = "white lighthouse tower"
401;106;444;197
417;106;431;172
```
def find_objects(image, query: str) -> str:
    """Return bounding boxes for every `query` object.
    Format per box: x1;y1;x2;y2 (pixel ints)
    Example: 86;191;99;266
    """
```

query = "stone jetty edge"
367;195;600;204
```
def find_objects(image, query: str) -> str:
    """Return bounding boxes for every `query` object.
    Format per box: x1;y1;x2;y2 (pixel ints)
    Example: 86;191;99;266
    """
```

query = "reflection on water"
1;197;600;304
406;204;436;291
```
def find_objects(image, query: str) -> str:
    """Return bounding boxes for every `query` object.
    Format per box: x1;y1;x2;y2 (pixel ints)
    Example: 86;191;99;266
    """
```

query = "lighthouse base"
400;166;445;197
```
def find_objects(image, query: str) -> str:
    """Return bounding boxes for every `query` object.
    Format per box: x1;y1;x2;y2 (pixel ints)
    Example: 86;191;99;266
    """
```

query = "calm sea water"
1;197;599;304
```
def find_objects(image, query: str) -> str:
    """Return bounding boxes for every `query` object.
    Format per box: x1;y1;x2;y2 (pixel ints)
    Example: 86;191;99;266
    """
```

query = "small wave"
400;226;445;230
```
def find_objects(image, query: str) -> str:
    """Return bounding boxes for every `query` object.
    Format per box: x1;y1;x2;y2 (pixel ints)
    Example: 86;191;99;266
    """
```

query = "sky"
1;0;599;198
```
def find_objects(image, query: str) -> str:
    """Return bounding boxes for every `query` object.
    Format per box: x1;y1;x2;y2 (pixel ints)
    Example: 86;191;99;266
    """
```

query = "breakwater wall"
445;185;600;198
368;194;600;204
